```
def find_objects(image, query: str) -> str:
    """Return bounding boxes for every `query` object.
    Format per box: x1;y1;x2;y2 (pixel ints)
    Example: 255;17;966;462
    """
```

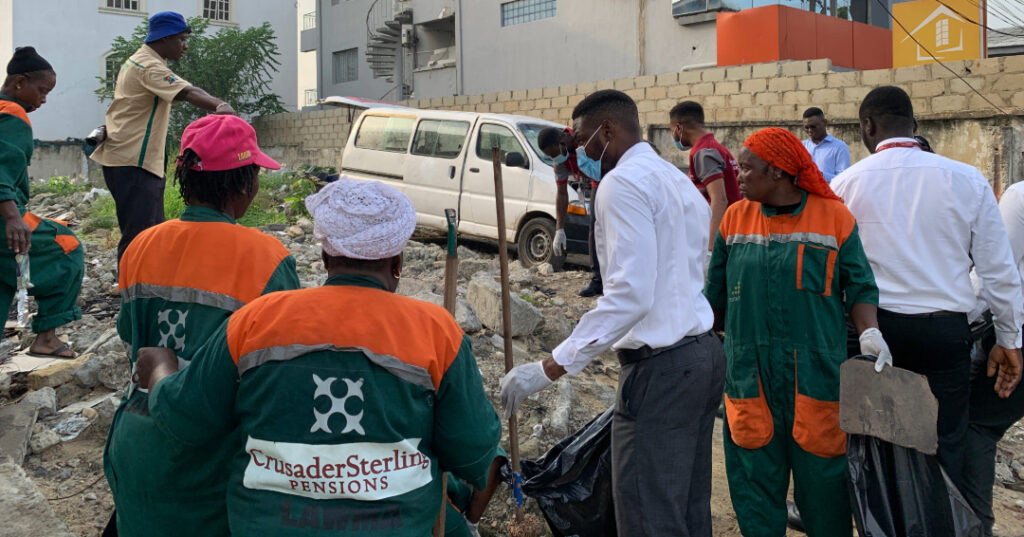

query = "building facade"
0;0;298;141
302;0;895;103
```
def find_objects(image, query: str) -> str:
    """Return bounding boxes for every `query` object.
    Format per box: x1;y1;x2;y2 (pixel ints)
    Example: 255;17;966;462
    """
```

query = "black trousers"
962;321;1024;536
876;309;972;489
588;186;601;284
102;166;165;263
612;332;725;536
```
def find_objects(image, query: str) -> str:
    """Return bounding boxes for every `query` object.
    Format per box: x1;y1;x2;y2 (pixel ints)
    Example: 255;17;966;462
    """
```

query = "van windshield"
518;123;562;167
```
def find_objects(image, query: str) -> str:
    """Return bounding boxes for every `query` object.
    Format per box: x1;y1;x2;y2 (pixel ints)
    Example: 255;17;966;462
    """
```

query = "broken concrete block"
0;455;76;537
410;291;484;333
396;277;435;298
26;354;89;390
22;387;57;418
0;402;39;465
466;273;543;338
0;371;10;396
28;425;61;454
74;352;128;390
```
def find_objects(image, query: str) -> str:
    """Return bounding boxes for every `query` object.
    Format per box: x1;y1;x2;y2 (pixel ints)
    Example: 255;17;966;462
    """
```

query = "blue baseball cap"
145;11;190;43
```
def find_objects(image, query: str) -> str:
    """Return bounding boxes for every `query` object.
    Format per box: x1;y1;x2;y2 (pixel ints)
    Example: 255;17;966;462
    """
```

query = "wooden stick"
433;209;459;537
492;147;526;523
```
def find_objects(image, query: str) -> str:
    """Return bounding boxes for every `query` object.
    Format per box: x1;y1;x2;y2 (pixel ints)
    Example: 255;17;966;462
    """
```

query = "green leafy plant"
81;194;118;233
96;16;286;154
40;176;84;196
284;178;318;218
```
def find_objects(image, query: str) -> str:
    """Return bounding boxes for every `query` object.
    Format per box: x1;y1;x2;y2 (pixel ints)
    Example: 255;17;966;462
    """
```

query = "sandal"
26;341;76;359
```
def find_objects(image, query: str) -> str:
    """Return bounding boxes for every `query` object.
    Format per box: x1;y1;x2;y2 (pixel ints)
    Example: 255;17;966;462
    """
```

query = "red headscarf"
743;127;841;201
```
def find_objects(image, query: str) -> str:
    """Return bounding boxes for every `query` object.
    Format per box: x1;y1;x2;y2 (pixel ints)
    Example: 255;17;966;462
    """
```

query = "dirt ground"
12;242;1024;536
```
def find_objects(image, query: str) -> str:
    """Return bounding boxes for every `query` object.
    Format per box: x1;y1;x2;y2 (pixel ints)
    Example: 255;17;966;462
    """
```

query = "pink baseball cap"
178;115;280;171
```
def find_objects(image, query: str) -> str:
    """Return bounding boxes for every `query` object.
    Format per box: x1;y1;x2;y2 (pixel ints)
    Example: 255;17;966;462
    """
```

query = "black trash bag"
502;407;616;537
848;433;983;537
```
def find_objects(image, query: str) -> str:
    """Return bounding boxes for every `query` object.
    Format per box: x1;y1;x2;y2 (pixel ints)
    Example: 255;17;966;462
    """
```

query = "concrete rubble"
3;186;1024;536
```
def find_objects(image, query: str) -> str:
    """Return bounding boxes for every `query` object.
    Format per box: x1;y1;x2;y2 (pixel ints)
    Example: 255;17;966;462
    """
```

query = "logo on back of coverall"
156;309;187;351
311;374;365;435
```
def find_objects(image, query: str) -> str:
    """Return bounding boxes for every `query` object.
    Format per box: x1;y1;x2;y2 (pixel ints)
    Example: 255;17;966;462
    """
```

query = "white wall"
298;0;317;108
11;0;297;141
317;0;394;101
457;0;715;96
0;0;13;68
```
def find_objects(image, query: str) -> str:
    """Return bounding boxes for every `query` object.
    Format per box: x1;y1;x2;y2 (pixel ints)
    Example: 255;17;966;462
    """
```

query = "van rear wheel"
516;217;561;268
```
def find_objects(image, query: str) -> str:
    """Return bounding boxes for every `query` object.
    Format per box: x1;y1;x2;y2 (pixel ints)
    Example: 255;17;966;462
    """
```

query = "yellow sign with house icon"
893;0;984;67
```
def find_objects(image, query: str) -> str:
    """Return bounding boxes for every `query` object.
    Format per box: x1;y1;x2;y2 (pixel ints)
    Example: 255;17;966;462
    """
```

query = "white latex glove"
553;228;567;257
466;519;481;537
499;361;554;419
859;327;893;372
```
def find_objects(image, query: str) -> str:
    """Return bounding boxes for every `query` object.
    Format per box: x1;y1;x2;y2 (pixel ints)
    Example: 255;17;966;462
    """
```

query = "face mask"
672;127;691;151
576;127;608;181
553;151;569;164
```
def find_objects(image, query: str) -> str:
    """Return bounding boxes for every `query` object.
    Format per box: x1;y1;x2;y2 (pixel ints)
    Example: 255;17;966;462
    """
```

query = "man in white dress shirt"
499;89;725;537
831;86;1024;490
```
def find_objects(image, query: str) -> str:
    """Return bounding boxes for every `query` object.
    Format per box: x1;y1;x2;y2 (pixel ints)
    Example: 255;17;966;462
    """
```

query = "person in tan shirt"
90;11;235;263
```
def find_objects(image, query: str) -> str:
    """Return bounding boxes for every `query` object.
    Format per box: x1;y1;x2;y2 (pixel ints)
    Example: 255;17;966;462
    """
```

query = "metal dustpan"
839;357;938;455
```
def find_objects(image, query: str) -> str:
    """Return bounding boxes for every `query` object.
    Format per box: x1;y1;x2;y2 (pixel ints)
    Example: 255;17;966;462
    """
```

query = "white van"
340;109;589;267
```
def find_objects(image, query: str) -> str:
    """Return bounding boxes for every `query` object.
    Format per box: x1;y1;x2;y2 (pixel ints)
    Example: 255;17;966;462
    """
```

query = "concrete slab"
840;358;939;454
0;454;75;537
0;402;39;466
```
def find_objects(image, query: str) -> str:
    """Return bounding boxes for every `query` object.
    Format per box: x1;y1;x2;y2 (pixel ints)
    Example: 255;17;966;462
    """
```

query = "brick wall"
251;107;356;171
254;56;1024;186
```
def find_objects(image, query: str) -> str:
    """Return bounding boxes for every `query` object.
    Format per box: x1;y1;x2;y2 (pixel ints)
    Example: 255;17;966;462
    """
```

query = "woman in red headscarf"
703;127;887;537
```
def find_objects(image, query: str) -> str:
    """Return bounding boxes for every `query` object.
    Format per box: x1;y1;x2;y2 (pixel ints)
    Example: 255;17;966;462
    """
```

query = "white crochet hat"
305;177;416;260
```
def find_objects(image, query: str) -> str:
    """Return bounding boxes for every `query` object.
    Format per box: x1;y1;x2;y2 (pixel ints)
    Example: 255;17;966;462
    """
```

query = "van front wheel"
516;217;562;268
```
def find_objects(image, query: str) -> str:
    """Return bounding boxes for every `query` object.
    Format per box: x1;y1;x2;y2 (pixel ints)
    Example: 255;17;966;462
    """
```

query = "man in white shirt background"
831;86;1024;491
802;107;850;182
499;90;724;537
962;181;1024;537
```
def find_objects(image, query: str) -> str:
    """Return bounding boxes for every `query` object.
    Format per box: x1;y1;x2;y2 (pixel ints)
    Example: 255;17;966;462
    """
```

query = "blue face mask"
552;151;569;164
576;128;608;181
673;127;691;151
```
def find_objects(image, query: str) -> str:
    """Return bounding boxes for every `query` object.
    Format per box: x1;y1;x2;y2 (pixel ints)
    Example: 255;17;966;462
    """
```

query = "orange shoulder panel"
772;196;856;247
719;200;766;238
0;100;30;127
118;220;291;304
226;286;464;389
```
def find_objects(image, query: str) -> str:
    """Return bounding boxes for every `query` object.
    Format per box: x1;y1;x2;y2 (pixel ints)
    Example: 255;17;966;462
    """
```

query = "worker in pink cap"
102;114;300;537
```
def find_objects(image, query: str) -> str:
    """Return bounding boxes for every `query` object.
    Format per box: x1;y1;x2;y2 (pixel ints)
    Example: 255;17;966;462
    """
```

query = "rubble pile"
2;187;1024;536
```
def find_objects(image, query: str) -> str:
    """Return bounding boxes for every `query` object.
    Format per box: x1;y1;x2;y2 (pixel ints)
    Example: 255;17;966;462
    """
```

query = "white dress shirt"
831;137;1024;349
552;142;713;375
971;182;1024;323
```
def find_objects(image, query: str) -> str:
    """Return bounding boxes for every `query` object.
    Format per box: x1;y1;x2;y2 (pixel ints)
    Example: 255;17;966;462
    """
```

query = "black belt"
617;331;713;365
878;308;966;320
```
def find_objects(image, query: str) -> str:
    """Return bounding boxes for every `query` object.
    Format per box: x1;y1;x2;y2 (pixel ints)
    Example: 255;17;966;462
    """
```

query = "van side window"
354;116;415;153
476;124;526;162
411;120;470;159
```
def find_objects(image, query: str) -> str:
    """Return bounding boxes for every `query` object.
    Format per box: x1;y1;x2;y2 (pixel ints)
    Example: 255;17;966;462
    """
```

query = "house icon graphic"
900;5;966;60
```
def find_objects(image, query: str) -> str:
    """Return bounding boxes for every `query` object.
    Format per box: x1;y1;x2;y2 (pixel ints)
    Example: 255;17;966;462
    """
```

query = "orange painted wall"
717;5;892;70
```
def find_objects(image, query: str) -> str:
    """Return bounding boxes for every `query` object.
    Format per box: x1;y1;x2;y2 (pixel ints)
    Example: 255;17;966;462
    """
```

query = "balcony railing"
303;11;316;30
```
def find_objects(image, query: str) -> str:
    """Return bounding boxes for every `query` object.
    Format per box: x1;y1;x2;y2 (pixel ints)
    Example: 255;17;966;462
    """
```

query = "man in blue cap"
91;11;236;264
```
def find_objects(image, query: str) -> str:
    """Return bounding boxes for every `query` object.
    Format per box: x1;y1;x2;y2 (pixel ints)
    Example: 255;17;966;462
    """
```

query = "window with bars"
203;0;231;21
104;54;123;91
106;0;139;10
935;19;949;47
500;0;556;27
332;48;358;84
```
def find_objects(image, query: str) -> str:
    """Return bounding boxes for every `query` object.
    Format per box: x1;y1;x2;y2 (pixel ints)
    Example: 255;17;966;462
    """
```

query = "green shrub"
81;194;118;233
